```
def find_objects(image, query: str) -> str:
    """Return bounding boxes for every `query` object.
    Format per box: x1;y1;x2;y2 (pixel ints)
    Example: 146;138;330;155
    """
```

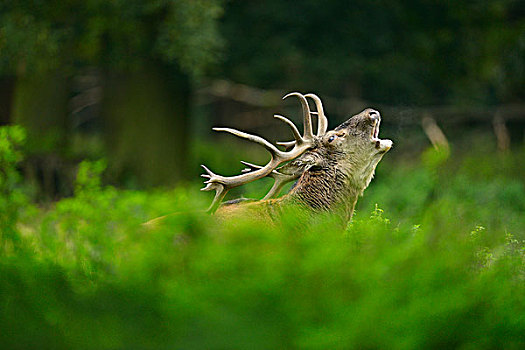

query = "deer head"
201;92;392;222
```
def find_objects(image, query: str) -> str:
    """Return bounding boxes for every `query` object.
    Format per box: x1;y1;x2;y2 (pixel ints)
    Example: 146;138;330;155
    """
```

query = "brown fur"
144;107;392;229
214;108;392;227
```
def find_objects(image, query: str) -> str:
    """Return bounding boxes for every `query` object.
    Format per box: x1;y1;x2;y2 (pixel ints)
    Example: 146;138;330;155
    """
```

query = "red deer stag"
200;92;392;226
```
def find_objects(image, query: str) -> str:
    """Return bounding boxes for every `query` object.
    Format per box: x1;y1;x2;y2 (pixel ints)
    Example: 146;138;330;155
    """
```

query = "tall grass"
1;126;524;349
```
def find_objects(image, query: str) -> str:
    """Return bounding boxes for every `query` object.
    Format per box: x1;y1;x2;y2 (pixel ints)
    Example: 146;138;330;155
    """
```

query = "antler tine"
201;182;227;213
200;164;215;178
283;92;314;140
200;165;227;213
240;160;263;170
273;114;304;144
240;161;300;200
276;141;295;151
213;127;282;157
305;93;328;136
262;172;300;200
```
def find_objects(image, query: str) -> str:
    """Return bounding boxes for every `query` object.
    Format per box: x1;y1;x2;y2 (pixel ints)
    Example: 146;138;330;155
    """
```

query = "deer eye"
328;135;335;143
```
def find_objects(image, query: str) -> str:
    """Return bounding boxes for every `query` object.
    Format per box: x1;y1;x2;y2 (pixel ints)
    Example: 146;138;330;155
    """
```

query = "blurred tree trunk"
11;72;69;152
102;63;190;187
10;72;70;199
0;77;15;125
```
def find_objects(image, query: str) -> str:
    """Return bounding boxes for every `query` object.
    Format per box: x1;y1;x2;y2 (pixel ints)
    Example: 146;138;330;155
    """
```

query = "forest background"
0;1;524;348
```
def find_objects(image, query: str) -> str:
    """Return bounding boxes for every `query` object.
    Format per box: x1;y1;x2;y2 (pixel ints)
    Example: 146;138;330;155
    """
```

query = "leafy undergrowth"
1;126;524;349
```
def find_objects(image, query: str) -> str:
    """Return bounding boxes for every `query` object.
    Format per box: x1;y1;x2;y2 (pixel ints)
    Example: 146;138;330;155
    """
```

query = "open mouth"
371;119;380;139
370;119;393;152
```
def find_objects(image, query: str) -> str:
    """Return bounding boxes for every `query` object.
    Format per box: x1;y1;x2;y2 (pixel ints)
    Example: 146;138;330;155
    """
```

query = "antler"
306;93;329;136
276;93;328;151
201;92;328;213
240;161;301;200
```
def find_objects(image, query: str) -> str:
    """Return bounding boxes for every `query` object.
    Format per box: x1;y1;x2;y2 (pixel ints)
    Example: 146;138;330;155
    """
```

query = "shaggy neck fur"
282;149;374;224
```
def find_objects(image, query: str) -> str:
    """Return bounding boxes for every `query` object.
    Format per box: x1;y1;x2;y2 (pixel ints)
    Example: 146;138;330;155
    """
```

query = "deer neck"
283;157;366;223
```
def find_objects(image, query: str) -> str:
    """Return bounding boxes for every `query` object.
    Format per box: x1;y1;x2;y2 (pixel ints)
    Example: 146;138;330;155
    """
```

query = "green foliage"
358;145;525;238
1;130;524;349
0;126;30;252
74;159;107;196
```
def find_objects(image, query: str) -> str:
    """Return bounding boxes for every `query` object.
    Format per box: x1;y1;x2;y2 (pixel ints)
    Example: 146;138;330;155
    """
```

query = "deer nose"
367;109;380;122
